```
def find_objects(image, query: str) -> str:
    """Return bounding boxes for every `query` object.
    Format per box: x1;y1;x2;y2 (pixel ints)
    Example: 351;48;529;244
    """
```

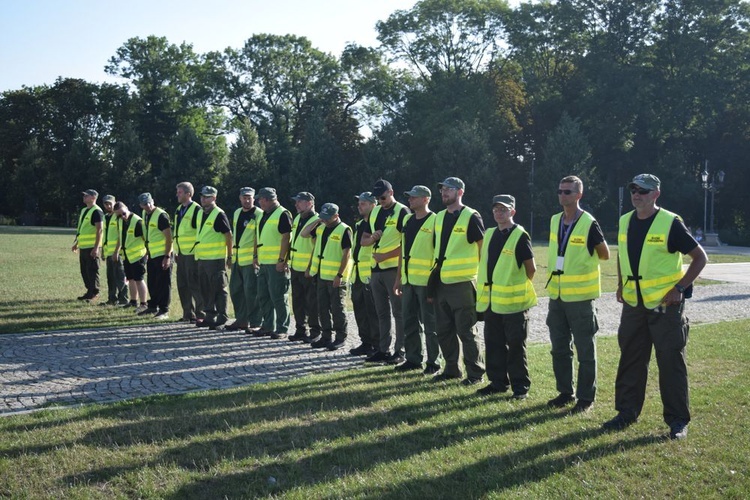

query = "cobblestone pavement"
3;263;750;416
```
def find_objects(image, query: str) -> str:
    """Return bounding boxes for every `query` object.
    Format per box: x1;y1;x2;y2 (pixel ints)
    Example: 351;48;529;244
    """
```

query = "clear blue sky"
0;0;427;92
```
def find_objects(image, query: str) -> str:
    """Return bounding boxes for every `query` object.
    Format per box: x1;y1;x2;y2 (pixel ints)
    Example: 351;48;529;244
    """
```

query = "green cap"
102;195;116;204
319;203;339;220
200;186;218;197
438;177;465;190
355;192;376;203
138;192;153;205
629;174;660;191
257;187;277;199
239;187;255;196
404;185;431;198
492;194;515;209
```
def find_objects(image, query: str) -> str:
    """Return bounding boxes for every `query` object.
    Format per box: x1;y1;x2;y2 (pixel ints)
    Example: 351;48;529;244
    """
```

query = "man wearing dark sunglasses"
603;173;707;440
546;175;610;414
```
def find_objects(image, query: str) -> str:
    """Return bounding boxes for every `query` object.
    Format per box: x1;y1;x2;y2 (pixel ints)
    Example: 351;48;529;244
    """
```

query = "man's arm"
523;258;536;280
662;245;708;306
595;241;610;260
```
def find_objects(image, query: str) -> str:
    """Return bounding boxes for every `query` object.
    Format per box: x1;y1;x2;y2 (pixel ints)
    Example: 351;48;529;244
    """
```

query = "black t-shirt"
557;214;605;256
294;212;316;241
234;207;257;244
486;225;534;276
175;202;199;229
199;208;231;234
403;212;434;257
313;223;353;252
353;220;368;263
259;206;292;235
144;211;170;232
121;214;143;242
437;207;485;260
367;202;410;234
90;208;103;225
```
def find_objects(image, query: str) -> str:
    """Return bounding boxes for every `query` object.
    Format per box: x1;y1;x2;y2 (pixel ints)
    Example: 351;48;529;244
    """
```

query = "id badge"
555;256;565;271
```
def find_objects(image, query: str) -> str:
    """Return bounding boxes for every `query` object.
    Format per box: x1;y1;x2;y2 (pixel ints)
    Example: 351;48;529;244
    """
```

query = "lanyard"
557;210;582;256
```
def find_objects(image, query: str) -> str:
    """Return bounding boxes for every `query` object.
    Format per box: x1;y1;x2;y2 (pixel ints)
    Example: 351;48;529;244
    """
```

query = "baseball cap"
372;179;393;197
138;192;153;205
628;174;661;191
404;185;431;198
492;194;515;209
257;187;277;199
200;186;218;197
319;202;339;221
102;195;115;204
291;191;315;201
355;192;377;203
82;189;99;197
437;177;465;190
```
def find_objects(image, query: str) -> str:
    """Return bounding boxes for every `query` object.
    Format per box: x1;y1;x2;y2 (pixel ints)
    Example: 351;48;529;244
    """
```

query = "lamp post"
700;163;726;244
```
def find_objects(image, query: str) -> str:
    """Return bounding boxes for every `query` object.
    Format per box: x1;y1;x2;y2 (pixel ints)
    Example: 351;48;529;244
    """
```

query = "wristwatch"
278;258;285;263
674;284;686;294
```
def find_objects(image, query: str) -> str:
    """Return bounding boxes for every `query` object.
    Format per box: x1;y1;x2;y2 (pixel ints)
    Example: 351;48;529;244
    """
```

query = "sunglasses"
557;189;578;195
630;187;652;195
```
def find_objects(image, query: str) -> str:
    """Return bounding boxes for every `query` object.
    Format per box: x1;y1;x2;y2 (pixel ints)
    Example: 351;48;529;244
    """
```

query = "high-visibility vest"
102;213;120;258
401;213;435;286
256;205;290;265
232;207;258;266
434;207;480;284
369;202;407;270
196;207;228;261
76;205;103;249
173;201;200;256
123;214;147;262
476;225;537;314
353;219;373;284
143;207;169;258
618;209;684;309
310;222;353;282
546;211;601;301
289;212;319;272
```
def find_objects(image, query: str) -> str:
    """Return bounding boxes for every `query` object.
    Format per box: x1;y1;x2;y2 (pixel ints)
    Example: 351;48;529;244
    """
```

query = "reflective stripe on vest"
102;213;120;258
143;207;168;258
310;222;353;282
232;207;258;266
174;202;200;256
434;207;480;284
77;205;103;249
618;209;684;309
289;213;320;272
196;207;228;261
546;211;601;301
476;226;537;314
256;205;290;265
353;219;373;284
402;212;435;286
370;202;406;270
123;214;147;262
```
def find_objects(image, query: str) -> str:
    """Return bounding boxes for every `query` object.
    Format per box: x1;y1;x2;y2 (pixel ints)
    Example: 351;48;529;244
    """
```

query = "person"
112;202;148;312
302;203;352;351
173;182;203;323
362;179;410;364
138;193;173;320
603;174;707;440
695;227;704;243
194;186;233;329
100;194;128;306
430;177;486;385
288;192;322;343
72;189;103;302
227;187;262;333
546;175;610;414
393;185;441;374
348;192;380;357
254;187;293;339
476;195;537;398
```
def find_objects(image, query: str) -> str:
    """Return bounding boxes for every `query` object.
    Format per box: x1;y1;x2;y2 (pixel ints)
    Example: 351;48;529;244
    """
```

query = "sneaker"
288;332;308;342
328;339;346;351
365;351;390;363
423;363;441;375
570;400;594;415
349;343;375;356
432;372;462;382
209;321;227;330
311;338;331;349
245;326;261;335
547;393;576;408
77;294;89;301
99;300;117;307
512;392;529;400
602;413;636;431
85;294;100;303
121;302;137;308
137;307;157;316
270;332;287;339
386;351;405;365
134;304;149;314
461;377;483;386
306;333;321;344
394;361;422;372
669;420;689;440
224;322;247;332
154;311;170;321
476;385;508;396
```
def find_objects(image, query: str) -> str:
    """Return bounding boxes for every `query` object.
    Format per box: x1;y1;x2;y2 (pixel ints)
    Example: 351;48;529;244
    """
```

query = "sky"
0;0;430;92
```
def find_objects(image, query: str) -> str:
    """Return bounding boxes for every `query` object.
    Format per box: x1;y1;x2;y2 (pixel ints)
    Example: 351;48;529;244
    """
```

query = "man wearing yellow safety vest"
430;177;486;384
476;195;537;398
226;187;262;333
362;179;410;364
348;192;379;357
393;185;441;374
100;194;128;306
602;174;707;440
546;176;610;414
301;203;352;351
194;186;233;329
72;189;104;302
288;192;322;343
254;187;293;339
174;182;203;323
138;193;173;320
112;202;148;311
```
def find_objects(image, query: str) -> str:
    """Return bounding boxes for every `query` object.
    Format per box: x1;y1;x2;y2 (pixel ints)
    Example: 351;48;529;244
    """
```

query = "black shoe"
311;338;331;349
253;329;271;338
547;393;576;408
224;322;248;332
77;294;89;301
512;392;529;400
85;294;100;303
365;351;390;363
432;372;461;382
120;302;137;308
99;300;117;307
423;363;440;375
306;333;321;344
461;377;483;386
394;361;422;372
200;319;216;328
328;339;346;351
669;420;688;440
288;332;308;342
270;332;287;339
349;343;375;356
209;321;227;330
570;400;594;414
137;307;158;316
602;413;636;431
386;351;405;365
476;384;508;396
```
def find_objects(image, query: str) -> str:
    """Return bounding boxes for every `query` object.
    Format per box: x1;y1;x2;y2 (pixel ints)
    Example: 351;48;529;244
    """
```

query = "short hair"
176;182;194;196
113;201;126;211
560;175;584;193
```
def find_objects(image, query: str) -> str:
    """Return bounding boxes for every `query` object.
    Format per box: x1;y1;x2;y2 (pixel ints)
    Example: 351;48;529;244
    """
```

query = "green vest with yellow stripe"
232;207;258;266
123;214;147;262
476;225;537;314
256;205;291;265
310;222;353;282
618;209;684;309
402;212;435;286
76;205;103;249
370;202;407;270
434;207;480;284
196;207;228;261
546;211;601;301
173;201;200;256
289;212;320;272
353;219;373;284
102;213;120;258
143;207;169;258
